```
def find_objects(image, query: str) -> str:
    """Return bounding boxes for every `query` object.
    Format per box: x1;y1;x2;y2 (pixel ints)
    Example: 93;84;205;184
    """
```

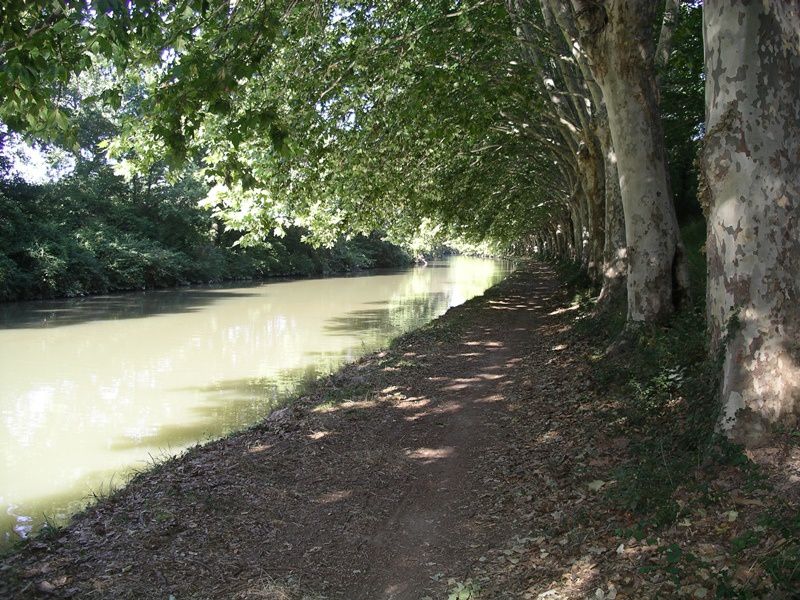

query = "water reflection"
0;289;262;330
324;292;448;335
0;257;512;544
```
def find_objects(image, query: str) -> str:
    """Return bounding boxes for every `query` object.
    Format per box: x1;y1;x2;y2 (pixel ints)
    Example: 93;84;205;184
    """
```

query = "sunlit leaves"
1;1;281;145
3;0;567;249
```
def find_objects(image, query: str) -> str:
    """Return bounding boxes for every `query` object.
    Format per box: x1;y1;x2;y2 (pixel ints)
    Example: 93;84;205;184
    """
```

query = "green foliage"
3;0;560;249
1;0;708;263
0;156;411;301
1;1;283;147
659;3;705;222
447;578;481;600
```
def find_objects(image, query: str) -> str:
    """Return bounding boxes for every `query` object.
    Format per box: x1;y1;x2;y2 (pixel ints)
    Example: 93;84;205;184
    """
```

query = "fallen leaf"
38;581;56;594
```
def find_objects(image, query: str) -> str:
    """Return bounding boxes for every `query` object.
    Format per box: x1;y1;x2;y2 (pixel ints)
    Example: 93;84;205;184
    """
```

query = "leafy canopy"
2;1;584;248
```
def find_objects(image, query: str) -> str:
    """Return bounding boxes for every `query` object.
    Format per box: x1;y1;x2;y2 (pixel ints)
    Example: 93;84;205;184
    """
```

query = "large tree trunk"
570;0;689;322
702;0;800;444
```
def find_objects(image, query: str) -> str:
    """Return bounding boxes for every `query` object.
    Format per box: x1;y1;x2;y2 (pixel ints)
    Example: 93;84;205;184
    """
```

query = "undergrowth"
571;221;718;519
562;220;800;595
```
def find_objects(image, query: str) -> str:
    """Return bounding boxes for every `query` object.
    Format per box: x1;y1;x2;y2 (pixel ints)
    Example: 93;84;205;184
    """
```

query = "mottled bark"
577;141;606;280
702;0;800;444
597;116;627;307
570;0;689;322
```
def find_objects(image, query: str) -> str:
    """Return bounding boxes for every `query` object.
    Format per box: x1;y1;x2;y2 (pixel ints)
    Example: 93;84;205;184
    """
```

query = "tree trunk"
570;202;583;264
701;0;800;444
655;0;682;72
577;141;606;281
597;116;627;307
557;219;568;258
570;0;689;322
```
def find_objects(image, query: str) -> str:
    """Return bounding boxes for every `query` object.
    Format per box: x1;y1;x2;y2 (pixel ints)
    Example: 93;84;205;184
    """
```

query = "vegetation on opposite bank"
0;158;412;302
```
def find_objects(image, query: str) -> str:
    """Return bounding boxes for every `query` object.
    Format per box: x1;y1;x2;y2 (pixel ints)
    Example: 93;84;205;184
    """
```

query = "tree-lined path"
3;2;800;597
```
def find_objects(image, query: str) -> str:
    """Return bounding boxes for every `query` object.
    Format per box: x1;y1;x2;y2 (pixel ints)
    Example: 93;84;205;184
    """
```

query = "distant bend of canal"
0;256;513;545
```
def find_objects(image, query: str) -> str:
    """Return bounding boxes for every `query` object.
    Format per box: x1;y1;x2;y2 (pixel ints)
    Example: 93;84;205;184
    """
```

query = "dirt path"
349;268;557;598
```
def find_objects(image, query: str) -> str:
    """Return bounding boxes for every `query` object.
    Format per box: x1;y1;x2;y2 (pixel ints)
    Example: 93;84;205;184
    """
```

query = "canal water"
0;257;512;544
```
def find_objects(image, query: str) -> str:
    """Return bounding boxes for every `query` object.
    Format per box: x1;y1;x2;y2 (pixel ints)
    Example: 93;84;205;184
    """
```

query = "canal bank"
0;257;512;545
3;263;794;599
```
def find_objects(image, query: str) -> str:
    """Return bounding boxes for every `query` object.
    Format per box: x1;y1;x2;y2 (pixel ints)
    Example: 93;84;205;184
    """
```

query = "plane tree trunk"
597;114;627;308
701;0;800;444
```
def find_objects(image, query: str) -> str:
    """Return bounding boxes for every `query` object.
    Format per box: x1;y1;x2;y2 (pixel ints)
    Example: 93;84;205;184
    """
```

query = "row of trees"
523;0;800;444
1;0;797;444
543;0;799;444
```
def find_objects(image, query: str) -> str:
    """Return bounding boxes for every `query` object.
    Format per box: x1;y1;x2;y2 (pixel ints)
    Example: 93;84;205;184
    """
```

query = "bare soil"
1;264;796;599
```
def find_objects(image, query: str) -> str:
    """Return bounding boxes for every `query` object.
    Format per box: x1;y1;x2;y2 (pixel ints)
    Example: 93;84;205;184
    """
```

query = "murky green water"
0;257;512;545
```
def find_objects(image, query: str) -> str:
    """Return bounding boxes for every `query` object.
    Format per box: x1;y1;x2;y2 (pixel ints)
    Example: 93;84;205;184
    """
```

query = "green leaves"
2;0;569;250
447;578;480;600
